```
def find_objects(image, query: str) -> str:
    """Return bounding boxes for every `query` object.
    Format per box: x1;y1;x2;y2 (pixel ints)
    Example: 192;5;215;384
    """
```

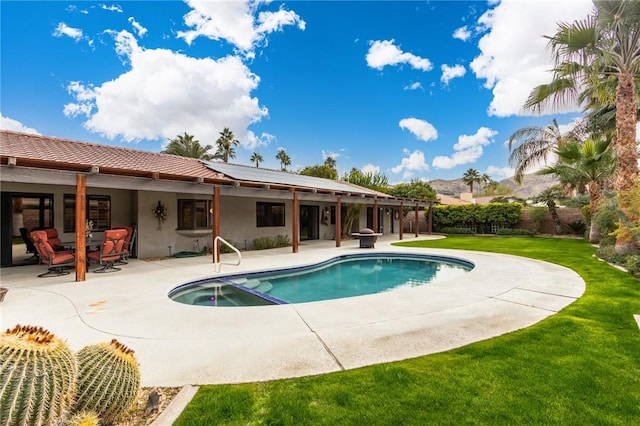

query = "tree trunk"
614;72;639;251
588;181;602;243
547;200;562;234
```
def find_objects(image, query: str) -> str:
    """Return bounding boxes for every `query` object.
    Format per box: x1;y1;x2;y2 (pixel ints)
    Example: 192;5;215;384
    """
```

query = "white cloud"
485;165;514;179
361;163;380;175
177;0;305;54
322;150;340;161
432;127;497;169
99;4;123;13
404;82;423;91
399;118;438;142
0;114;40;134
390;149;430;179
441;64;466;85
453;26;471;41
128;17;148;37
366;40;432;71
53;22;83;41
64;30;268;146
470;0;593;117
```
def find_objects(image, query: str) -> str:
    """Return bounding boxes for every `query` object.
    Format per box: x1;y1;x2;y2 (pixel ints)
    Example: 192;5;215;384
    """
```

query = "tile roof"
0;130;229;182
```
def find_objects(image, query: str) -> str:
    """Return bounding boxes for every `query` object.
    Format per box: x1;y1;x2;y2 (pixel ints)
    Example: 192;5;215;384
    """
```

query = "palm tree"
531;186;566;235
275;148;292;171
525;1;640;196
214;128;239;163
539;138;616;242
461;168;482;193
324;156;337;170
508;119;580;184
162;133;213;160
250;152;264;168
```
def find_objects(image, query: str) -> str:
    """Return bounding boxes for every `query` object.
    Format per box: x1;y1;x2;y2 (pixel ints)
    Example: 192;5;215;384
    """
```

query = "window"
63;195;111;232
256;202;285;227
178;199;212;230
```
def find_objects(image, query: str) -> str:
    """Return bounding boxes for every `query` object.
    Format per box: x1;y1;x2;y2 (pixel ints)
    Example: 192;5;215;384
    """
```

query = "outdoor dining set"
22;226;136;277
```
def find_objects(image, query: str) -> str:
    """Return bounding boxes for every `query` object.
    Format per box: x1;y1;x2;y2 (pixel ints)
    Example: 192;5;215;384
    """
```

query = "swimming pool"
169;252;473;307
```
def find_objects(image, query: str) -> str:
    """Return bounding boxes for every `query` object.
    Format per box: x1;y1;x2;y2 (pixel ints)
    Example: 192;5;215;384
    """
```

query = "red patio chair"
88;229;127;273
30;230;75;277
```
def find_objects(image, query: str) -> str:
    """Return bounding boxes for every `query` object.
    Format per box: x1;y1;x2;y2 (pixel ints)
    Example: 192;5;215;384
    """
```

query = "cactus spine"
0;325;77;426
66;411;100;426
74;339;141;424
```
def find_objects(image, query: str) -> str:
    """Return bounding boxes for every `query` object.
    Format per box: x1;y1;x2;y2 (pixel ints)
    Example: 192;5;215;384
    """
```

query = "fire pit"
351;228;382;248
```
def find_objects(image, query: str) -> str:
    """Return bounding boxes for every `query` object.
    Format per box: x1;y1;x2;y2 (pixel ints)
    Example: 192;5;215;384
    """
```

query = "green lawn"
175;237;640;425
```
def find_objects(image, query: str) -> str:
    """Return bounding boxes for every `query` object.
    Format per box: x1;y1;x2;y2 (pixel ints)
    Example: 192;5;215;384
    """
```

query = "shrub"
496;228;534;236
596;245;629;266
567;220;586;236
251;235;291;250
432;203;522;233
441;227;475;234
624;255;640;278
529;207;547;235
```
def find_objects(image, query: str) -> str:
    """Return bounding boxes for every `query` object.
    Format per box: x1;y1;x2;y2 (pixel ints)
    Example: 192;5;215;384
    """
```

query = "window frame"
63;194;111;232
177;199;212;230
256;202;285;227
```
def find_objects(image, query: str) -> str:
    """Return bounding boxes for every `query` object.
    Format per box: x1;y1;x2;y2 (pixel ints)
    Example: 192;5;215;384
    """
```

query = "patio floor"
0;234;585;387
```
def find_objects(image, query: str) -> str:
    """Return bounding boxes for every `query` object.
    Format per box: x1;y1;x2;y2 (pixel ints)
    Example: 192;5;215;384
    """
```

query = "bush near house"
432;203;522;234
251;235;290;250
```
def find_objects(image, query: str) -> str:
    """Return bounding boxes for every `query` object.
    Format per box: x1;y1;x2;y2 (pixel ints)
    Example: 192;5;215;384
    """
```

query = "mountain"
427;174;558;200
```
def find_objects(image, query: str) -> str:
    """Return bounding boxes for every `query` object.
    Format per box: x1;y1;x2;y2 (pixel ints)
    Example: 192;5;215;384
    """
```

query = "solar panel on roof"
202;161;383;195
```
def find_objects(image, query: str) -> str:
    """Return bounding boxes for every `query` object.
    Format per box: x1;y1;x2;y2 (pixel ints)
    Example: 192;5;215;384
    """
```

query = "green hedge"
432;203;522;233
440;227;475;234
496;228;534;236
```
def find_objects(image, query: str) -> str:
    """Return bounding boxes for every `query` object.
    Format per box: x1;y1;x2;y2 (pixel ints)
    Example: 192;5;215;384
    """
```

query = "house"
1;131;432;277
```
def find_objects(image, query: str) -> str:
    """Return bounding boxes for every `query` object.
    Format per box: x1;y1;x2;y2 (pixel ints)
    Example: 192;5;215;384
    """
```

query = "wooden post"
75;174;86;282
414;203;419;237
212;185;220;263
336;196;342;247
428;202;433;235
292;191;299;253
399;201;404;240
373;198;379;232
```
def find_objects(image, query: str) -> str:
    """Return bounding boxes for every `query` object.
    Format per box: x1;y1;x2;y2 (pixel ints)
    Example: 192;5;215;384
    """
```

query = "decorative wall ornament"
152;201;168;229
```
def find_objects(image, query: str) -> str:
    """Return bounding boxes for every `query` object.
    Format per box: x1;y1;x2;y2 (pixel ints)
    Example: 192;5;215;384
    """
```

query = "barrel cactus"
74;339;141;425
0;324;77;426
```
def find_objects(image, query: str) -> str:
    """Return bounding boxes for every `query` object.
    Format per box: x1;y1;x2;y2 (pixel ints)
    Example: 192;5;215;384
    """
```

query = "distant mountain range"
428;174;558;199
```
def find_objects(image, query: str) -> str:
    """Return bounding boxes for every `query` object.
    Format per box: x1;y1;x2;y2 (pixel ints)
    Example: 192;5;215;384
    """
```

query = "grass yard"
175;237;640;425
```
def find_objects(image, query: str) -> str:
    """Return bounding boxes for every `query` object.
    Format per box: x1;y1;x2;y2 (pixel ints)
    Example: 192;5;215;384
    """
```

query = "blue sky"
1;0;595;182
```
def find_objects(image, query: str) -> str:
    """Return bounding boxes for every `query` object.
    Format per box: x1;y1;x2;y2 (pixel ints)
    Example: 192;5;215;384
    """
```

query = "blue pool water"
169;253;473;307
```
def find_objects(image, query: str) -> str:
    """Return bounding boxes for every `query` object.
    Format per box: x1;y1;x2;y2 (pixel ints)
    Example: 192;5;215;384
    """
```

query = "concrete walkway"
0;235;585;387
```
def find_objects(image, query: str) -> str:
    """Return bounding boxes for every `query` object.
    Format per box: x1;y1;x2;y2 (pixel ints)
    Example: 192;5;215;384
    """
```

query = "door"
299;205;319;240
1;192;54;266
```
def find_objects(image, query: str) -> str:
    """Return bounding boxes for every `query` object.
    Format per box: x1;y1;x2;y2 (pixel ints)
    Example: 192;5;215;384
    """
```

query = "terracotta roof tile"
0;131;230;182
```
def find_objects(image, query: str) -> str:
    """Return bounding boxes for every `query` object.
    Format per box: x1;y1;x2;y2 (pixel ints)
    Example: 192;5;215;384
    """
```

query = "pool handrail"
213;236;242;272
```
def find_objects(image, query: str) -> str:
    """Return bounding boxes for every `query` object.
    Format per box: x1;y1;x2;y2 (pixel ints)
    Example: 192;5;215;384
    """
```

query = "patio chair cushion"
30;230;75;277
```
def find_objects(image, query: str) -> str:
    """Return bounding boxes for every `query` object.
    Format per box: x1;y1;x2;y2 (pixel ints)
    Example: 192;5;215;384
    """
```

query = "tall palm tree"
461;168;482;193
275;148;291;171
214;127;239;163
531;185;566;235
162;133;213;160
508;119;580;184
324;156;337;170
525;0;640;194
539;138;616;242
250;152;264;168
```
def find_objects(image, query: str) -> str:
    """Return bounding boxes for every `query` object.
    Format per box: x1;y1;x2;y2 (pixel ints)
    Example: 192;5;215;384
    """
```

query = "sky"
1;0;596;183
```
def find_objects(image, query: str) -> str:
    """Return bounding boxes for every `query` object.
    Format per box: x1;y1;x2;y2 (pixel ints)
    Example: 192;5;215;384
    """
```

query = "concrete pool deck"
0;235;585;387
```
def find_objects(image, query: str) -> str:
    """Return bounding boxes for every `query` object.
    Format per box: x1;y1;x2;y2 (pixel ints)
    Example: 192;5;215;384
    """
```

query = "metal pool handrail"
213;236;242;272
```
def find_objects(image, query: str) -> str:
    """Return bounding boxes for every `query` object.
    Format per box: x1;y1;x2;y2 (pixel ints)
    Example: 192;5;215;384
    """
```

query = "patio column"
373;197;378;233
212;185;220;263
414;203;419;237
292;190;299;253
336;196;342;247
399;201;404;240
75;174;86;282
428;202;433;235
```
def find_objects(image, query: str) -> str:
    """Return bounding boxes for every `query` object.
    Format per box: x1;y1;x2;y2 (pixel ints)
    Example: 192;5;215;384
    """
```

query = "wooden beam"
292;191;299;253
414;203;419;237
399;201;404;240
212;185;220;263
75;174;86;282
336;196;342;247
151;172;160;180
373;198;379;233
428;202;433;235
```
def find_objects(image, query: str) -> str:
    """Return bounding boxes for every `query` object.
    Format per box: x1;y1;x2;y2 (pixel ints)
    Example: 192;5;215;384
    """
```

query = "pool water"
170;253;473;307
